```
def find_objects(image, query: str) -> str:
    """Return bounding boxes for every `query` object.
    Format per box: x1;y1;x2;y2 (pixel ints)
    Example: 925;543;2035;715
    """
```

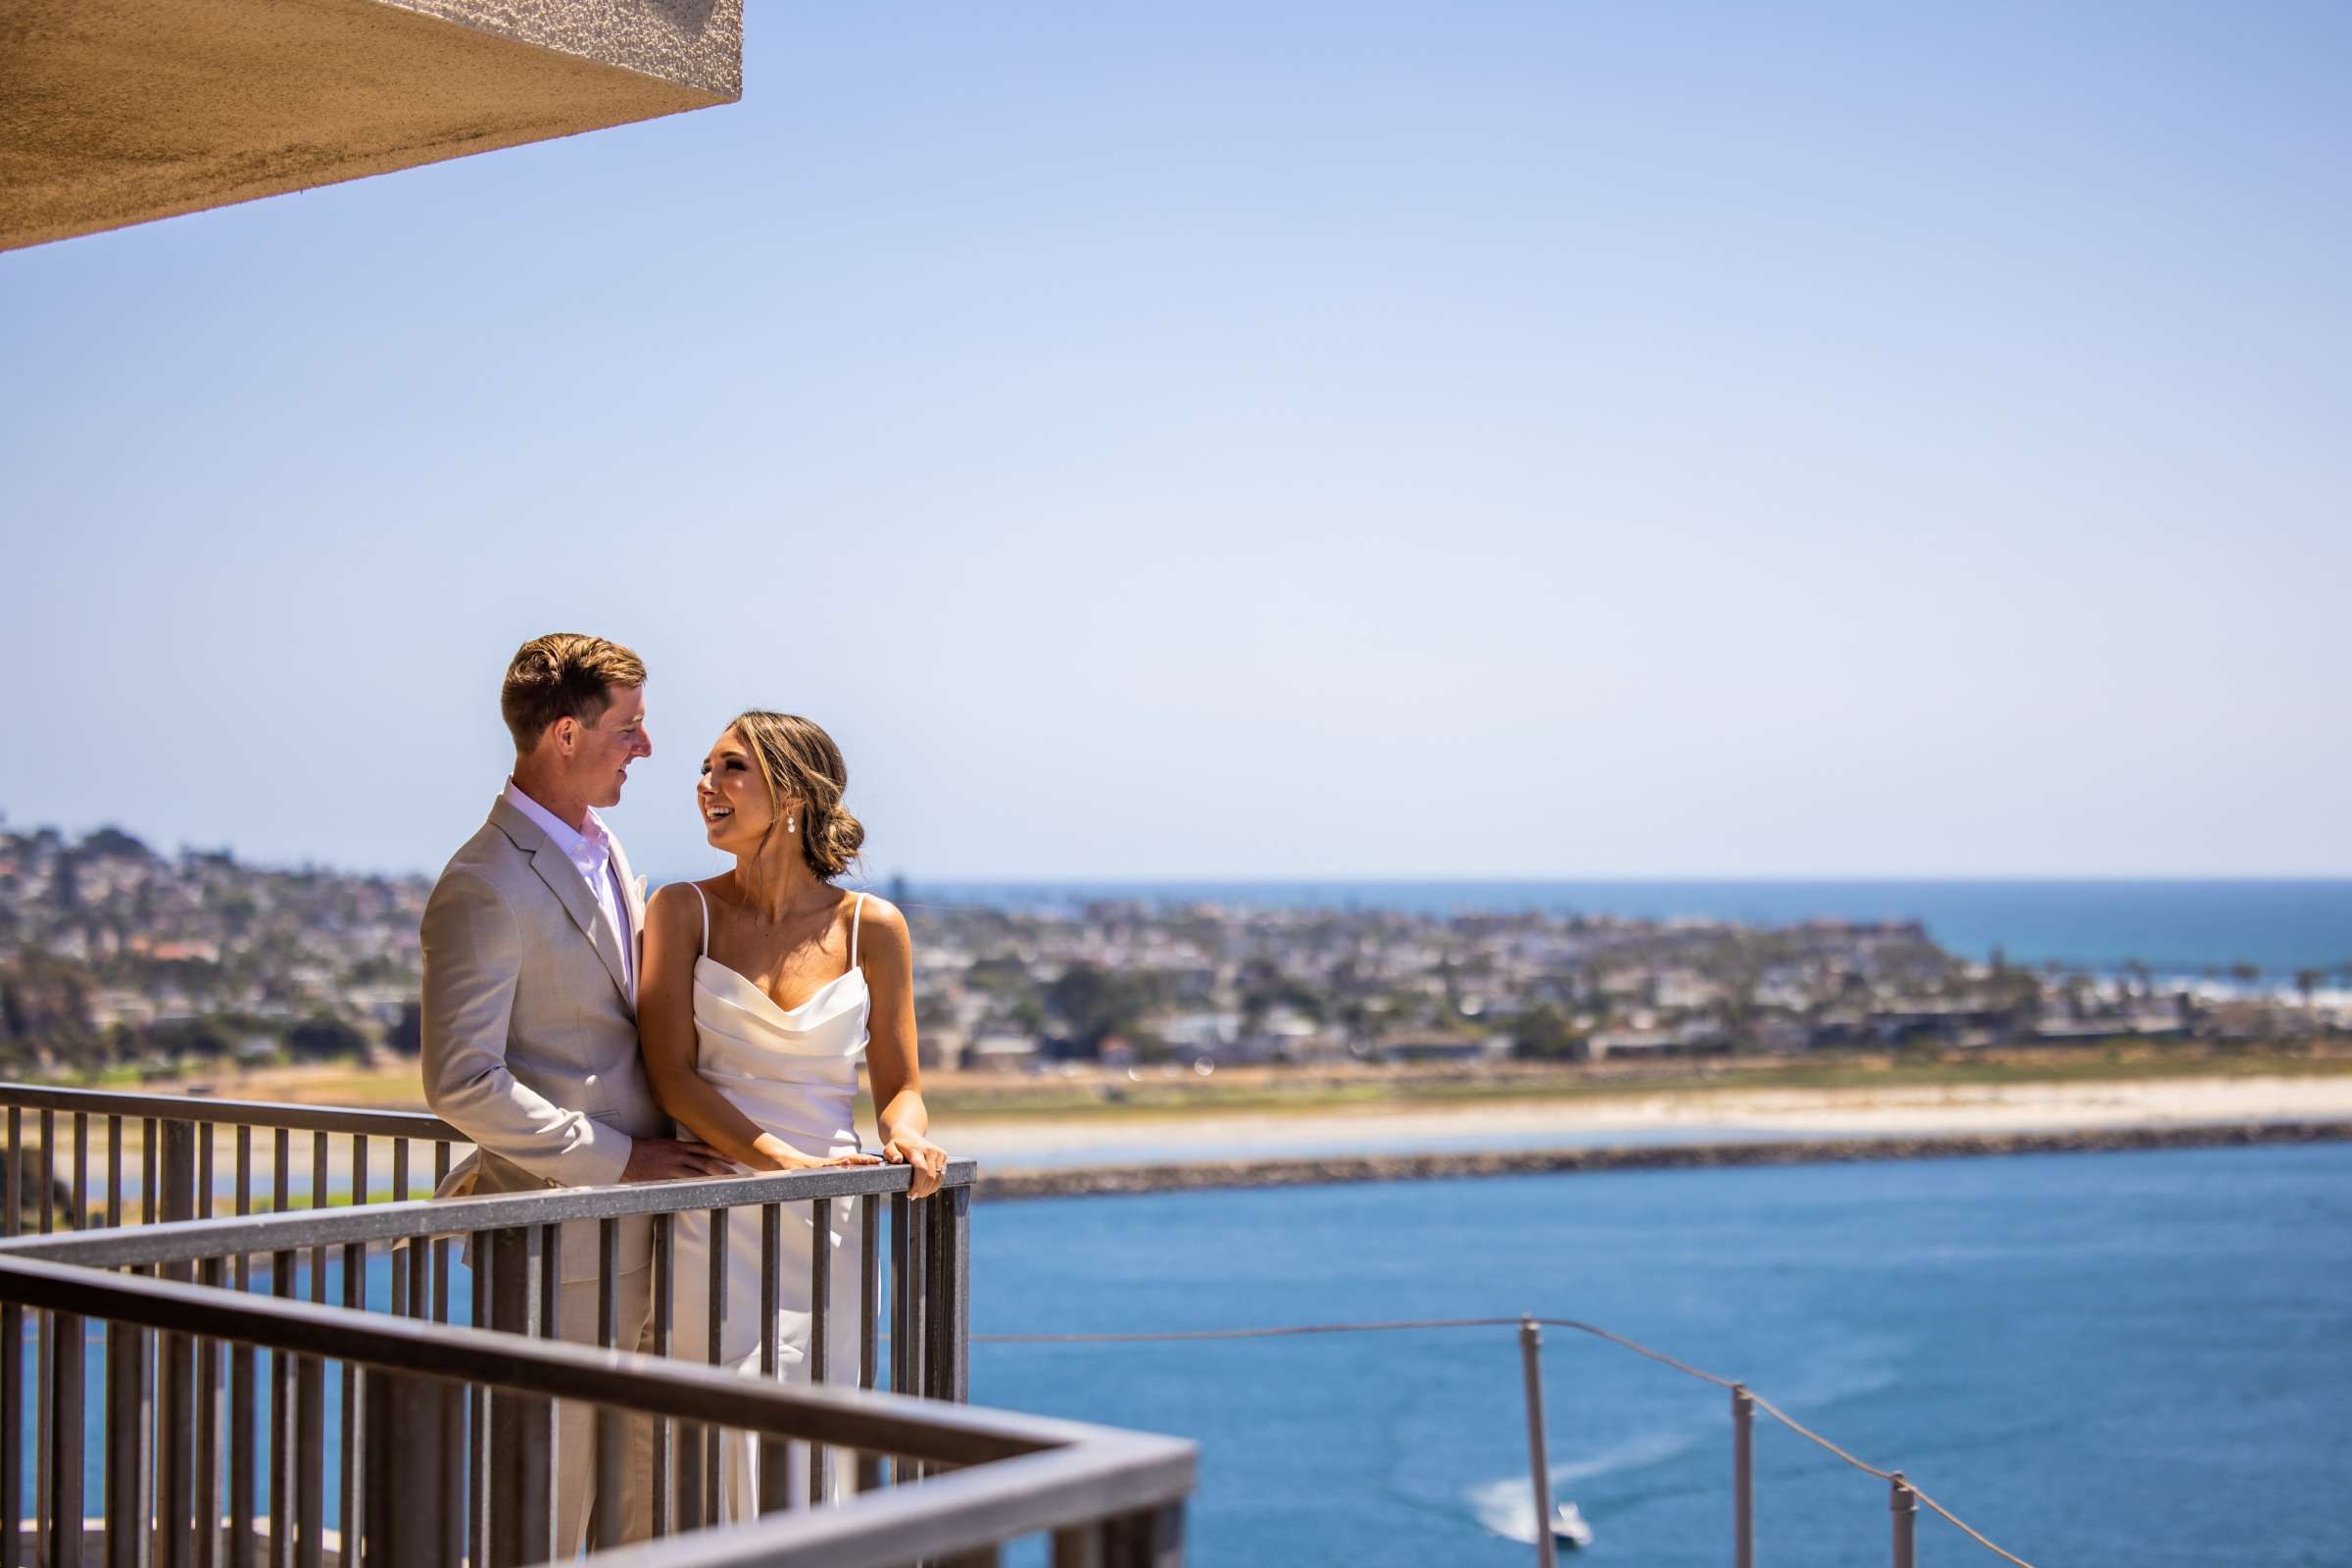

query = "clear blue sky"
4;4;2347;881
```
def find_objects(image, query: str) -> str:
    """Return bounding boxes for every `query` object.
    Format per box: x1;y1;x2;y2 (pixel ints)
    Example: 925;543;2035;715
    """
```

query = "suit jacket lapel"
491;799;635;1013
609;831;647;1004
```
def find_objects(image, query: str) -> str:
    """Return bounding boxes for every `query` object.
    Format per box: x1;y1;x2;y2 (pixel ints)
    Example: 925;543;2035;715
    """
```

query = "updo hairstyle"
729;710;864;880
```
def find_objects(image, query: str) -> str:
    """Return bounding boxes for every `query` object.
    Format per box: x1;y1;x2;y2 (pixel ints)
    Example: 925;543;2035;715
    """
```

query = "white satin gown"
671;885;869;1516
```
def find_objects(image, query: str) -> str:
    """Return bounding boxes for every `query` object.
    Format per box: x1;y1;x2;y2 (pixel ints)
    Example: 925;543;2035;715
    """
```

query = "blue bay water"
905;879;2352;975
24;1146;2347;1562
970;1144;2352;1566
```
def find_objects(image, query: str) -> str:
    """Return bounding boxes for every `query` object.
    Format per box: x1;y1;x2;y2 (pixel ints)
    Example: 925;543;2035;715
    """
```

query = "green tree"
286;1015;366;1062
1511;1003;1579;1060
1045;963;1158;1055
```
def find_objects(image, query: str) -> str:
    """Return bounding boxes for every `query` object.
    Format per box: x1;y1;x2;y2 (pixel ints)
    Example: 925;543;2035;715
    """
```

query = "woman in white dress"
637;710;950;1519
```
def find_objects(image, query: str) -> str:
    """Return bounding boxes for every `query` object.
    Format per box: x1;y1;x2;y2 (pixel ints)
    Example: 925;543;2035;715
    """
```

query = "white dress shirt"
503;779;634;995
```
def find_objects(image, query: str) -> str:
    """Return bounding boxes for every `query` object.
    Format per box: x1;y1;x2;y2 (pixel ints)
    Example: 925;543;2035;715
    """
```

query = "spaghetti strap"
849;893;865;968
689;882;710;956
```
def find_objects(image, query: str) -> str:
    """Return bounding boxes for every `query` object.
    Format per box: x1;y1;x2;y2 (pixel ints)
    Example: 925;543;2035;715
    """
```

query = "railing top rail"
580;1445;1196;1568
0;1252;1196;1566
0;1080;463;1141
0;1157;981;1266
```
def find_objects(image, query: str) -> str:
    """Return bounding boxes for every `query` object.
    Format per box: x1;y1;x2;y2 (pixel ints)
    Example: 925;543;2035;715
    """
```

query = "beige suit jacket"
419;795;665;1280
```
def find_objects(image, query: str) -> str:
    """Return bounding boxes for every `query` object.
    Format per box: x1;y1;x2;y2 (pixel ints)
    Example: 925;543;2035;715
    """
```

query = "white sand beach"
943;1073;2352;1163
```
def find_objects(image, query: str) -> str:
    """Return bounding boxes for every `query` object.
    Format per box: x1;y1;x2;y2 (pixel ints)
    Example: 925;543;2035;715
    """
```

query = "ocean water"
23;1146;2346;1562
903;878;2352;976
970;1143;2352;1566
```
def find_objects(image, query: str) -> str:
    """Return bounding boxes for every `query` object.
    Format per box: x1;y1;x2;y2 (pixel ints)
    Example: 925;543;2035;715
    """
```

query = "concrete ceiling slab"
0;0;743;252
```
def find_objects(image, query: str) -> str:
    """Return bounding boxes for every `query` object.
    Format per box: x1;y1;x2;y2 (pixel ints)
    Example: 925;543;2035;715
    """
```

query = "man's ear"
551;715;579;757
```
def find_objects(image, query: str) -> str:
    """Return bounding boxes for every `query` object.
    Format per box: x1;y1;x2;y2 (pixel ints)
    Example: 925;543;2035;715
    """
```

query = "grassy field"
127;1040;2352;1124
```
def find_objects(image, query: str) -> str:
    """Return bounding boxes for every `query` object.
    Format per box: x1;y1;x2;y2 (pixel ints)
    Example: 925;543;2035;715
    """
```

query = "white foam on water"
1465;1428;1696;1544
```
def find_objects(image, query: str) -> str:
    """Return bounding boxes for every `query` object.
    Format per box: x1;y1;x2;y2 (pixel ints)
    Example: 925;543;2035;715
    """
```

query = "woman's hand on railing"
881;1132;951;1200
747;1133;885;1177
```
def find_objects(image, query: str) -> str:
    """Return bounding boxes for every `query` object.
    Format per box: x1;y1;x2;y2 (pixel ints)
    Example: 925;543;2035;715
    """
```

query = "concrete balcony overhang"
0;0;743;252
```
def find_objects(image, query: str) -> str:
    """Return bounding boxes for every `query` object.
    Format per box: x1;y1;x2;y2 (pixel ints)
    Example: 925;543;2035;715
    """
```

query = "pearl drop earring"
787;813;797;832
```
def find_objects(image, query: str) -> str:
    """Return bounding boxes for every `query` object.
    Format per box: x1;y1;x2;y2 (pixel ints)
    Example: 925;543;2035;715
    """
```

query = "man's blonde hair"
500;634;647;753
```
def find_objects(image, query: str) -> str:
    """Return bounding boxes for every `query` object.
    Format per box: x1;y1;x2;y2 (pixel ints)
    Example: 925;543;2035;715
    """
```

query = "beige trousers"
554;1264;656;1555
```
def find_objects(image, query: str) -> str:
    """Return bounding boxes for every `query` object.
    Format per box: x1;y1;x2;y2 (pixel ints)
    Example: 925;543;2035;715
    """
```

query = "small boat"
1549;1501;1594;1549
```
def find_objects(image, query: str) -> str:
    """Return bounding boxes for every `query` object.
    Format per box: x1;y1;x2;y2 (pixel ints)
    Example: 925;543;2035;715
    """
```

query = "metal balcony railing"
0;1084;463;1234
0;1084;1192;1568
0;1252;1193;1568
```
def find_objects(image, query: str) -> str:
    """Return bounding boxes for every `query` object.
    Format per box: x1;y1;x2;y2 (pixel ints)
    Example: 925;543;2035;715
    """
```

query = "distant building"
963;1033;1041;1073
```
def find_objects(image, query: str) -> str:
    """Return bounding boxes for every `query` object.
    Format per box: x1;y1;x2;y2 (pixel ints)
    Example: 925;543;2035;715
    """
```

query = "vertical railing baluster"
906;1195;928;1487
227;1252;254;1568
1890;1473;1917;1568
924;1191;945;1402
486;1227;553;1567
156;1121;197;1568
47;1301;84;1568
138;1117;152;1227
701;1207;727;1528
194;1128;219;1568
337;1137;368;1560
268;1127;291;1568
4;1104;20;1240
466;1233;490;1568
592;1218;623;1550
229;1131;254;1568
1;1108;16;1568
360;1366;448;1568
951;1182;971;1402
0;1294;19;1568
193;1255;224;1568
105;1311;146;1568
858;1193;879;1494
33;1111;52;1568
651;1213;673;1539
757;1204;787;1517
294;1134;325;1568
36;1111;54;1235
809;1198;831;1507
535;1225;561;1560
889;1194;910;1403
106;1117;122;1230
2;1109;14;1568
925;1185;966;1402
432;1150;458;1568
72;1112;88;1232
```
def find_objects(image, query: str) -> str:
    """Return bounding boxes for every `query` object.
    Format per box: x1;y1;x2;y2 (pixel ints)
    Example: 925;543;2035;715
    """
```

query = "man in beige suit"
420;632;731;1553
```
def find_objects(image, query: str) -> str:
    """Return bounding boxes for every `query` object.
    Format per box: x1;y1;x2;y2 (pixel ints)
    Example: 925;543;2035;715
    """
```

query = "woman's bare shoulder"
849;891;910;949
648;878;719;926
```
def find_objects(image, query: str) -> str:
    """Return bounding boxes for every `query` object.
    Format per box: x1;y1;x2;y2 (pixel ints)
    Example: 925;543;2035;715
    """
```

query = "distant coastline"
889;877;2352;975
974;1118;2352;1200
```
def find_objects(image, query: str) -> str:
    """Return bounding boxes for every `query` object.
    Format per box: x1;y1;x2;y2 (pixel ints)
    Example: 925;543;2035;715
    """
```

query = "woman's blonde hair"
728;711;864;879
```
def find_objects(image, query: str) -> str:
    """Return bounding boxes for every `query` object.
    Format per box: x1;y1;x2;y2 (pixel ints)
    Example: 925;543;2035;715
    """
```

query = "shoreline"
973;1118;2352;1200
943;1068;2352;1158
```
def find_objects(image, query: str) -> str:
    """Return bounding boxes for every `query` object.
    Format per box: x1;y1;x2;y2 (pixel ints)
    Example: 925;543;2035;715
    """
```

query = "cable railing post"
1890;1472;1918;1568
1518;1316;1556;1568
1732;1383;1754;1568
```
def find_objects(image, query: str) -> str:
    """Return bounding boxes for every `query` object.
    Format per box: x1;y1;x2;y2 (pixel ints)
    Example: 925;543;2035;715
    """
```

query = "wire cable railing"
974;1313;2034;1568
